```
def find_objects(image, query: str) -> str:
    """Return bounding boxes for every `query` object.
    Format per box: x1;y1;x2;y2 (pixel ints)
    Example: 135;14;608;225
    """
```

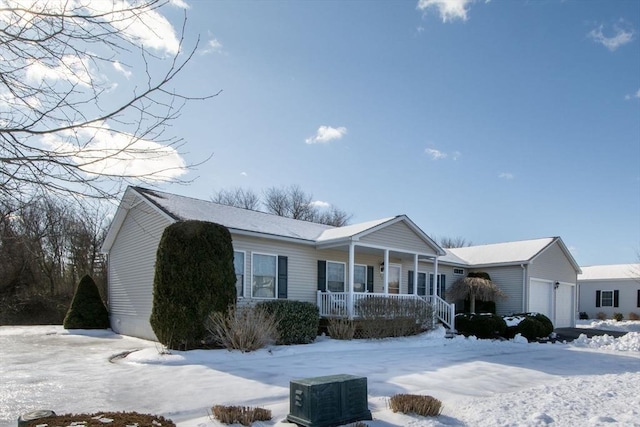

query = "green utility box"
287;374;372;427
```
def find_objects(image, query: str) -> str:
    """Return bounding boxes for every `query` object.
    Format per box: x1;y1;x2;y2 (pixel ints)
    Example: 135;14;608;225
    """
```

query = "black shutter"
317;260;327;292
613;290;619;308
277;256;288;299
429;274;434;296
595;290;601;308
366;266;374;293
408;271;414;294
637;290;640;308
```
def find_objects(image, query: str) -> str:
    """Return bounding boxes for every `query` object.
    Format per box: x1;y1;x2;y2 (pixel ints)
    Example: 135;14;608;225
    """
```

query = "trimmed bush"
468;271;492;281
505;313;554;341
257;300;319;345
63;275;109;329
211;405;271;426
579;311;589;320
388;394;442;417
206;305;278;352
613;312;623;321
455;313;507;339
355;297;434;339
150;220;237;350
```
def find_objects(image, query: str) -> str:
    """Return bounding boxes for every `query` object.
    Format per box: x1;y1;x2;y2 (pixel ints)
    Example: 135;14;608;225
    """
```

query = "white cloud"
416;0;476;23
588;24;635;52
305;125;347;144
310;200;330;209
41;122;187;181
169;0;190;8
240;172;248;176
499;172;514;180
624;89;640;100
113;61;132;79
26;55;92;87
201;38;224;55
425;148;448;160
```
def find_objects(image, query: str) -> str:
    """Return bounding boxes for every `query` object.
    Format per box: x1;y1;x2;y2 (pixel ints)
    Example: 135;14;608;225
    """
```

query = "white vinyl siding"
578;278;640;319
529;242;577;285
478;266;525;316
108;200;171;341
359;221;438;255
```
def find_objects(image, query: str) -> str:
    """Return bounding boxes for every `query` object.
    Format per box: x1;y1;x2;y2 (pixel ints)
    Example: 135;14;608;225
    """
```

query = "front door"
388;265;400;294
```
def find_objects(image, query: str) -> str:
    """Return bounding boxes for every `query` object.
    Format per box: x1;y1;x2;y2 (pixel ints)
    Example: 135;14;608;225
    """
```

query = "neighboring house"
438;238;581;328
102;186;580;341
577;264;640;319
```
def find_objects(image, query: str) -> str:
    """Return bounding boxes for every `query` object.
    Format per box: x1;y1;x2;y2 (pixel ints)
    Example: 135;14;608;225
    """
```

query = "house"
102;186;580;341
440;238;581;328
577;264;640;319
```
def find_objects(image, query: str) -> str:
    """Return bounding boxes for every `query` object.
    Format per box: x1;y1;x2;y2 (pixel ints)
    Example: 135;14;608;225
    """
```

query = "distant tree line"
212;185;352;227
0;195;108;324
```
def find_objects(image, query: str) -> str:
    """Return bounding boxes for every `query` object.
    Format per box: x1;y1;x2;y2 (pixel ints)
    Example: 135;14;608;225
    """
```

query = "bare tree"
214;185;351;227
211;188;261;211
438;236;473;248
0;0;216;204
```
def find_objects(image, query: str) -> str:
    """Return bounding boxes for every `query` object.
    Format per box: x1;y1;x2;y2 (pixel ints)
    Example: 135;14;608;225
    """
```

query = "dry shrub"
207;305;278;352
628;312;639;321
596;311;607;320
356;297;434;339
212;405;271;426
327;317;356;340
23;411;175;427
388;394;442;417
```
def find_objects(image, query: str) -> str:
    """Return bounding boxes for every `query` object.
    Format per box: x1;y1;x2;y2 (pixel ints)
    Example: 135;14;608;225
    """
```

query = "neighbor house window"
430;273;446;298
600;290;613;307
354;264;367;292
453;268;465;276
327;261;346;292
234;251;245;297
252;253;277;298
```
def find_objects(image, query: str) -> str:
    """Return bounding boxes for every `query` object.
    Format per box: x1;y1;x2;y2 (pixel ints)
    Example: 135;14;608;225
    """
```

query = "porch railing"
316;291;456;331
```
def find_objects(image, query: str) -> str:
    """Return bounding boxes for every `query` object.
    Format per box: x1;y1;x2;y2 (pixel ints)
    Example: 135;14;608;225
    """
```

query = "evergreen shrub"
505;312;554;341
455;313;506;339
150;220;237;350
63;275;109;329
257;300;319;345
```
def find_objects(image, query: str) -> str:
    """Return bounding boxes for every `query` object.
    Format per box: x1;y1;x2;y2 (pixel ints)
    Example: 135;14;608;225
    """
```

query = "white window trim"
251;252;279;300
387;263;402;294
453;268;465;276
600;289;614;307
326;260;347;293
234;250;246;298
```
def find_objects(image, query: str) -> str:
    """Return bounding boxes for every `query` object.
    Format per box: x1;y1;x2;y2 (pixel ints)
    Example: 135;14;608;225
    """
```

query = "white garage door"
529;279;553;320
555;284;574;328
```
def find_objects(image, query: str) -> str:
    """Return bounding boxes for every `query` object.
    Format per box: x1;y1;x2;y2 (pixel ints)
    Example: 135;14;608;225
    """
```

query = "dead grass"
388;394;443;417
22;411;175;427
211;405;272;426
327;317;356;340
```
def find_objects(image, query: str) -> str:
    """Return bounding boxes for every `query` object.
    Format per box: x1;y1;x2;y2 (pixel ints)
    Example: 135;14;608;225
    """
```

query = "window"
600;290;614;307
453;268;465;275
233;251;245;297
327;261;346;292
252;253;277;298
354;264;367;292
430;273;446;298
388;264;401;294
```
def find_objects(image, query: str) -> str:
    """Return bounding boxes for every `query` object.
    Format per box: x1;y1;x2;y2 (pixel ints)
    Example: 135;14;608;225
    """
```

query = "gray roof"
135;187;334;242
444;237;556;266
579;264;640;281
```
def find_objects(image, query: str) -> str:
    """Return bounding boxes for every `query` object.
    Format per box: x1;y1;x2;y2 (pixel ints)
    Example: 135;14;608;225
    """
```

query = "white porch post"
383;249;389;294
413;254;419;296
348;242;355;318
433;256;439;298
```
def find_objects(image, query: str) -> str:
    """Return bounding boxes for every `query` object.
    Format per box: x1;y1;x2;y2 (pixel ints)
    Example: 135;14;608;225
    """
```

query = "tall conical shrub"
150;220;237;350
63;275;109;329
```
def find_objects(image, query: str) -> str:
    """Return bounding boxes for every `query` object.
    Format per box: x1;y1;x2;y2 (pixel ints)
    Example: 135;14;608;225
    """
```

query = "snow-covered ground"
2;324;640;427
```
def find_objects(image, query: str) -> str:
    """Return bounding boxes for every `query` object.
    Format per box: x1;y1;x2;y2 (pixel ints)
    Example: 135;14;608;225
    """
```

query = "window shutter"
366;266;374;293
408;271;414;294
637;290;640;308
613;290;619;308
595;290;601;308
317;260;327;292
429;274;434;296
277;256;288;299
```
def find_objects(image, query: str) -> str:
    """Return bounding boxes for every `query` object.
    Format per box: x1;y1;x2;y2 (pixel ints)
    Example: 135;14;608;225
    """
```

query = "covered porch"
314;216;456;330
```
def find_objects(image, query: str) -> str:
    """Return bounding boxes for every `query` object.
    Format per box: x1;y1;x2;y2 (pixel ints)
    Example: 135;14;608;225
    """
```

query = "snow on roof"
443;237;556;266
135;187;334;241
579;264;640;281
316;217;397;242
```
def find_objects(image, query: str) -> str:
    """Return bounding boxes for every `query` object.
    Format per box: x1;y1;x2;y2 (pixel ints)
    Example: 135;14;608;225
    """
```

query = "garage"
529;278;575;328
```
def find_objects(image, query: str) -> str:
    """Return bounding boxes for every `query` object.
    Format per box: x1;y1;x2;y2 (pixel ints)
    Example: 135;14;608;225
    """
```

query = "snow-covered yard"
1;324;640;427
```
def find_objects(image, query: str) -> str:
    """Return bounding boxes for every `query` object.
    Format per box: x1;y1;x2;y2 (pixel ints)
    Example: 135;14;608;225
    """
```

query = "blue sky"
147;0;640;266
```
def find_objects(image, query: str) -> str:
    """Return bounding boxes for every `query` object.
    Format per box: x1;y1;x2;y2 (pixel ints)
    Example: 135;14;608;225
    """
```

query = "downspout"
383;249;389;294
521;263;527;312
413;254;418;296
